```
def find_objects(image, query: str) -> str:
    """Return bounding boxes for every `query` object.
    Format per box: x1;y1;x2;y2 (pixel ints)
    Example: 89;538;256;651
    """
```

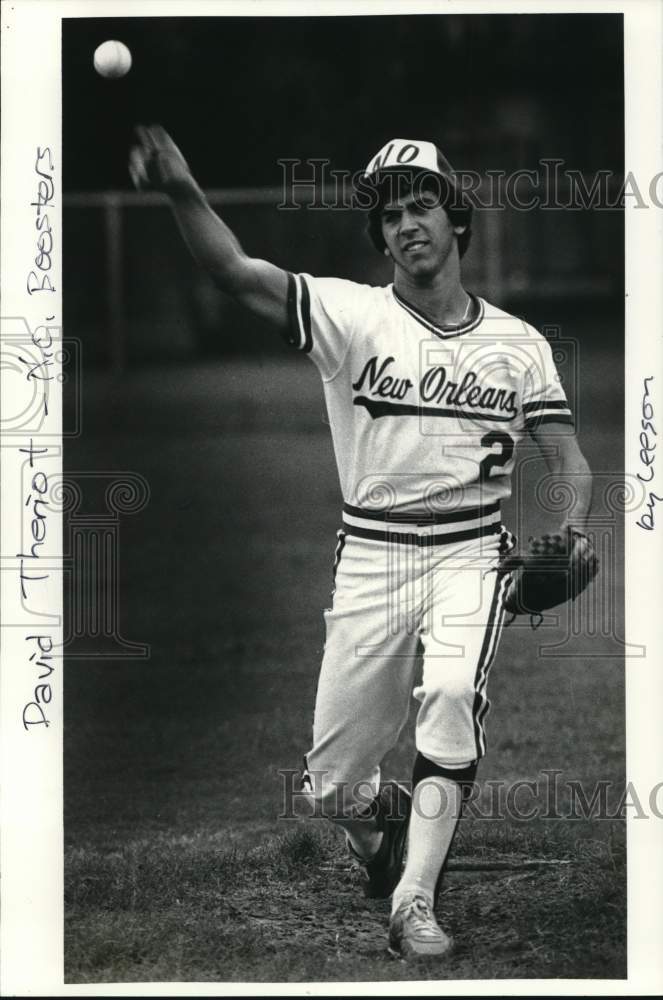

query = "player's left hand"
500;527;599;618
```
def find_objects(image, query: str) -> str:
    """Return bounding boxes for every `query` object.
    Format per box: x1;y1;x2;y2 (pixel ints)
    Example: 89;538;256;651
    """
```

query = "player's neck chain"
459;294;472;323
433;291;473;328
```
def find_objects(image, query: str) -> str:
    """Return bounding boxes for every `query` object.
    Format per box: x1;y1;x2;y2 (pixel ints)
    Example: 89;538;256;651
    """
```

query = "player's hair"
364;168;473;259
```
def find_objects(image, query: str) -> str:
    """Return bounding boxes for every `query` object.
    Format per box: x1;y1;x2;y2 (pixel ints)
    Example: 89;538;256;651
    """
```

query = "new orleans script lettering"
352;355;517;415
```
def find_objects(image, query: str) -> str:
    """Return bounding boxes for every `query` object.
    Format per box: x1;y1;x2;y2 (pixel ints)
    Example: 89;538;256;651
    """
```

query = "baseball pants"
304;521;514;815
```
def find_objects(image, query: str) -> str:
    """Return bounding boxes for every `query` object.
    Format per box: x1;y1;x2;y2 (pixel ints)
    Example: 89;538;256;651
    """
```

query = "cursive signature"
636;376;661;530
27;147;56;296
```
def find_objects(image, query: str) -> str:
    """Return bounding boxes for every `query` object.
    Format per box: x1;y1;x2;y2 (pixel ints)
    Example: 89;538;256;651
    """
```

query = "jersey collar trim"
392;287;484;338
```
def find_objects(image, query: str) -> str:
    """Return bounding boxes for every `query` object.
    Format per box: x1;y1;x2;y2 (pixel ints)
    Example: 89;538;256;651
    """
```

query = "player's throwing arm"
129;124;289;328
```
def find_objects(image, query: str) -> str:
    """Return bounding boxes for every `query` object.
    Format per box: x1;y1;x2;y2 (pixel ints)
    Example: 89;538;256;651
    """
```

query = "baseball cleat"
349;780;412;899
388;893;454;961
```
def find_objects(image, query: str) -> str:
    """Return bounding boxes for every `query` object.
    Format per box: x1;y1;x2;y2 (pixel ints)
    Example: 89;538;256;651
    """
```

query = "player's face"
380;189;461;279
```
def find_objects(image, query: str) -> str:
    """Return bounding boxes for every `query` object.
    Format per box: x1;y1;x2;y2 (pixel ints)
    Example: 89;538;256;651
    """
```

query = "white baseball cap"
363;138;457;181
361;138;474;256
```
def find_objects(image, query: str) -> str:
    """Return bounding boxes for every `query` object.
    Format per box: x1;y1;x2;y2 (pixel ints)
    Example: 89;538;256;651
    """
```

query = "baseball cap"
361;137;473;256
363;138;456;181
362;138;471;214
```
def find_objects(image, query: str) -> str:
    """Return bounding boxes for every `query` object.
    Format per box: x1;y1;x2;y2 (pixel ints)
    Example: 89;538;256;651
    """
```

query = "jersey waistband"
341;500;501;545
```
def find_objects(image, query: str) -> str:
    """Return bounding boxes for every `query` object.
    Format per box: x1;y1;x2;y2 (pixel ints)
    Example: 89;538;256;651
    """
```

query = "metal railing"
63;186;622;370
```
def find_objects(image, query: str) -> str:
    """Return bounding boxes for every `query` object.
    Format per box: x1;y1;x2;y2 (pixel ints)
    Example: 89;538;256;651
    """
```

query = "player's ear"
384;247;391;257
453;224;467;235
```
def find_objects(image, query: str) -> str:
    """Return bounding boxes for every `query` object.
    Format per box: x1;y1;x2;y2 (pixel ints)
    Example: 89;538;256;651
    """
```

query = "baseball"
93;40;132;79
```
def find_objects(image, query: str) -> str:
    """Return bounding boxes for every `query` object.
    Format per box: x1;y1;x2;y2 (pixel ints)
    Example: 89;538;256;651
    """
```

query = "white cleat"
388;893;454;961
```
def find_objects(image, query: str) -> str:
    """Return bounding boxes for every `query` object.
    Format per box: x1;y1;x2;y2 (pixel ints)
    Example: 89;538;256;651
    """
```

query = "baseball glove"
500;528;599;622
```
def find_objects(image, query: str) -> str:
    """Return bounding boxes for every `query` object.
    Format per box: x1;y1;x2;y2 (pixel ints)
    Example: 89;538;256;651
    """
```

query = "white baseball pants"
305;519;514;814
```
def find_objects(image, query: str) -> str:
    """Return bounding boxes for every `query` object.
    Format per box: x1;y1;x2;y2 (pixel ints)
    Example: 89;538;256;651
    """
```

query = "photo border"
1;0;661;994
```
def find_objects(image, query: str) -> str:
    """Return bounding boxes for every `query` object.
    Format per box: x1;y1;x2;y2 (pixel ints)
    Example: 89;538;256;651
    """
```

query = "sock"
336;798;383;861
344;822;383;861
391;775;462;913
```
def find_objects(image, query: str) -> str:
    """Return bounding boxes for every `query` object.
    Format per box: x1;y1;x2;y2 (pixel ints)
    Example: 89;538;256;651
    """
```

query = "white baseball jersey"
284;273;572;546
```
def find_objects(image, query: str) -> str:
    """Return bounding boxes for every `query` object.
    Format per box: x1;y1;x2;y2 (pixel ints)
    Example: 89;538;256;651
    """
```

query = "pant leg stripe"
481;572;510;671
471;574;502;756
331;528;346;593
472;569;511;757
475;576;511;754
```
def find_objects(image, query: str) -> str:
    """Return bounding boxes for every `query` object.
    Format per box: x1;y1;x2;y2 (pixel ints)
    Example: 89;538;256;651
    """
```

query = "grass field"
64;349;626;983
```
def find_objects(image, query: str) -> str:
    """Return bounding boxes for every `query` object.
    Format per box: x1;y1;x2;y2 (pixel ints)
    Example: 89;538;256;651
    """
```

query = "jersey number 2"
479;431;514;482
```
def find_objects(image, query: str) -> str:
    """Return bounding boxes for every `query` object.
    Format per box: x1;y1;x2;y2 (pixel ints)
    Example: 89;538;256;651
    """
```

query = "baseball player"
129;129;595;961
